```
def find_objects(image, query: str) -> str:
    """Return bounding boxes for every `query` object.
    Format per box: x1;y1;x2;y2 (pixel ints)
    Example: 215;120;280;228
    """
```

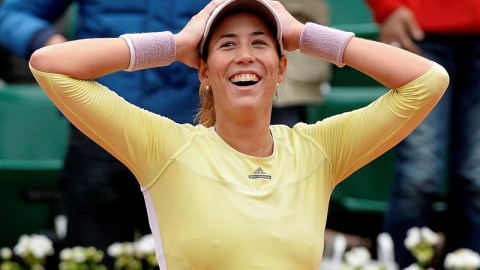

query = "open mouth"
230;74;259;87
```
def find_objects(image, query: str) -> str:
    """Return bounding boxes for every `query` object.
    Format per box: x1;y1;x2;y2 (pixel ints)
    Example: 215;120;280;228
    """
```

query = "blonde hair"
195;84;216;127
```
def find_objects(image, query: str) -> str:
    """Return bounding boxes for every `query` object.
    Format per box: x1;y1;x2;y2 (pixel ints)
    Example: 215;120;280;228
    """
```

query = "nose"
234;45;255;64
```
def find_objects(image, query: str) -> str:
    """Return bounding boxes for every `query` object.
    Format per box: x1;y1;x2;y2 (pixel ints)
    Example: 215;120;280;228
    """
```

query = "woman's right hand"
174;0;227;69
267;0;304;52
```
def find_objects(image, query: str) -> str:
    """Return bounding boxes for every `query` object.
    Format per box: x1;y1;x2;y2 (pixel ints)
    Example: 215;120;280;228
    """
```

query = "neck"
214;116;273;157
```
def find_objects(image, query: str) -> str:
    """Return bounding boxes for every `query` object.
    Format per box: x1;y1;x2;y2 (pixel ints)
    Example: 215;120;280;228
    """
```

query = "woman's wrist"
299;23;355;67
119;31;176;71
173;33;193;66
289;24;303;52
281;21;304;52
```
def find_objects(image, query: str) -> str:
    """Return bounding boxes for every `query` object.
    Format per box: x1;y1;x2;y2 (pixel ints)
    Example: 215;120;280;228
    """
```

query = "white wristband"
119;31;176;71
299;23;355;67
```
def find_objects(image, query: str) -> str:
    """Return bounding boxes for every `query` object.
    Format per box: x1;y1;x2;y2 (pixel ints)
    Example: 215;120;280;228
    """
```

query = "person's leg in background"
383;37;455;268
445;35;480;258
61;126;150;268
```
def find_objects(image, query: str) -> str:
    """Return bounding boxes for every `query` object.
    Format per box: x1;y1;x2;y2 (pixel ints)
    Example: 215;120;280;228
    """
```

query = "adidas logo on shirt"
254;167;266;175
248;167;271;179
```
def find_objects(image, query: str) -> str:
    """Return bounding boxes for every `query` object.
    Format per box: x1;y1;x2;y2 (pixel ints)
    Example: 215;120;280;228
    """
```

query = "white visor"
198;0;284;57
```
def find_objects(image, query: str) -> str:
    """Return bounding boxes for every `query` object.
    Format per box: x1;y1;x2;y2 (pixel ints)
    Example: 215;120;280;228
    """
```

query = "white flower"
345;247;371;267
107;243;122;258
404;227;422;249
71;247;86;263
59;248;73;261
107;242;134;258
404;227;439;249
1;247;12;260
404;264;421;270
30;235;54;259
421;227;439;245
13;235;30;257
444;248;480;269
13;234;54;259
445;253;462;268
134;234;155;258
123;243;135;256
84;247;97;258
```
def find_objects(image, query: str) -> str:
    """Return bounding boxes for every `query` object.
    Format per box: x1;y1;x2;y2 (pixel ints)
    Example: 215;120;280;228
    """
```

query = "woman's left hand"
267;0;304;52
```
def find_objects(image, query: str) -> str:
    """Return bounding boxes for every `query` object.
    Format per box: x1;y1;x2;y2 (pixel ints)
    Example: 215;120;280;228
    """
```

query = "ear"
277;55;287;84
198;59;209;85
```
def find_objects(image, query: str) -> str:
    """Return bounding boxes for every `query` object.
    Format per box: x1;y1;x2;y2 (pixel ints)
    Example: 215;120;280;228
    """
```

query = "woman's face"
199;12;286;120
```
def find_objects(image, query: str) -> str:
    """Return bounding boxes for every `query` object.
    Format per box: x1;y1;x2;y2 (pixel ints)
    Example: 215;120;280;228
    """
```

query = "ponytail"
195;85;216;127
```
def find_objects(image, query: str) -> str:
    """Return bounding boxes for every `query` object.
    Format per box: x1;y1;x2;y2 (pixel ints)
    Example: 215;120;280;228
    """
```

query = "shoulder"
270;123;326;151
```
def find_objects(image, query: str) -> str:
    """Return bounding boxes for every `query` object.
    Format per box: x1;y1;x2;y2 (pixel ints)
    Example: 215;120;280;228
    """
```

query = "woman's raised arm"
342;37;432;89
30;38;131;80
29;0;227;80
269;0;433;90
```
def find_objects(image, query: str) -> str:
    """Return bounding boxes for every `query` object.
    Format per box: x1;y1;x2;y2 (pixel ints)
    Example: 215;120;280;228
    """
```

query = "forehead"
211;11;274;38
202;11;280;59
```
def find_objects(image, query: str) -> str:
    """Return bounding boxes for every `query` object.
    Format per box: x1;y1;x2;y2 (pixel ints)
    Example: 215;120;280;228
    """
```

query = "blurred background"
0;0;405;249
0;0;453;269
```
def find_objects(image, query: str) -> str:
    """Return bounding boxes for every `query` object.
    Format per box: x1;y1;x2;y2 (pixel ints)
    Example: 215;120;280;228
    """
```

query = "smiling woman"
28;0;448;269
198;11;286;138
196;0;285;129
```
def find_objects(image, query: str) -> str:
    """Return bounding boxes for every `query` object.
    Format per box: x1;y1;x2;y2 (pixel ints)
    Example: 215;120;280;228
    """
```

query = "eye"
253;39;268;46
220;41;236;48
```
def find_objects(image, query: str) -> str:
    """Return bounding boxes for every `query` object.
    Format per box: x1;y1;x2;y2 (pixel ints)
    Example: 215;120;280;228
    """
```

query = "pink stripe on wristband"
119;31;176;71
299;23;355;67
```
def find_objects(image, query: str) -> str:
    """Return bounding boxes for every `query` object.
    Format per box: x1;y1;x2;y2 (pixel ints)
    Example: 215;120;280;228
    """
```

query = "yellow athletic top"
30;63;448;269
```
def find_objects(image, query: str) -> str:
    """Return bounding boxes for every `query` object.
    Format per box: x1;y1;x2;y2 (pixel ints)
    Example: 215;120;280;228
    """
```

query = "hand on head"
175;0;228;69
266;0;304;52
176;0;304;69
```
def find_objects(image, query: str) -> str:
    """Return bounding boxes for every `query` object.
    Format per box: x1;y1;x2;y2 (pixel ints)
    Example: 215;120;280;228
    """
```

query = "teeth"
231;74;259;83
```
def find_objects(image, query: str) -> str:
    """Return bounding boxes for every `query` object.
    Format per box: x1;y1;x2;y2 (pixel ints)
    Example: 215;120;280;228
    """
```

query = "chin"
232;99;271;116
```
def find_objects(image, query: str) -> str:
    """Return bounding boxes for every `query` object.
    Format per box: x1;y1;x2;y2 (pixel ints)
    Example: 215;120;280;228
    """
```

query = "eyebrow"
215;31;270;42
